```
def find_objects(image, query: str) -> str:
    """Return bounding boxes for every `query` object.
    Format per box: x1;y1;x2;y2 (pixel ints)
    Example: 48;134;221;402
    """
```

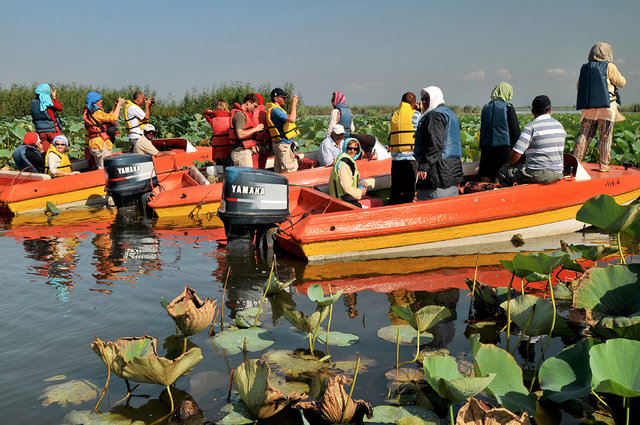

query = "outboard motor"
218;167;289;256
104;154;158;209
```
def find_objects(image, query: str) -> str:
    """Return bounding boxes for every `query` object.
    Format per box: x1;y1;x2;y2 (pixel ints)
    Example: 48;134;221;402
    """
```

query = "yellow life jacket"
266;102;300;142
124;100;148;134
44;145;72;177
389;102;416;153
329;153;359;198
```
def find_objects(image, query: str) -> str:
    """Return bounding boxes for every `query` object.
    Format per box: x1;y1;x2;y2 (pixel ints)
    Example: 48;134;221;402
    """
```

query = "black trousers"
389;159;418;205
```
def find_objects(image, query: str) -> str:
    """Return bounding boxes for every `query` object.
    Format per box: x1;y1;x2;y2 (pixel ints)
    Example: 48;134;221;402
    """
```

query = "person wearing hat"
124;91;153;148
30;83;64;152
12;132;46;173
45;135;81;177
326;91;355;138
318;124;346;167
266;88;300;173
133;124;175;157
497;95;566;187
84;91;125;169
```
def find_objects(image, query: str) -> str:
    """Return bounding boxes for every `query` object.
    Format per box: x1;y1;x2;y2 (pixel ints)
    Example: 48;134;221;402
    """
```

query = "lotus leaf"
392;305;451;332
384;368;424;383
270;375;311;396
166;286;217;336
63;410;144;424
307;283;344;307
39;379;99;407
317;331;359;346
552;282;573;301
232;359;306;419
422;355;494;403
263;274;295;295
512;252;570;276
334;356;376;374
219;401;257;425
92;335;156;379
294;375;373;424
589;338;640;398
212;327;275;355
500;259;533;279
456;397;532;425
470;335;536;414
268;291;297;325
364;405;439;424
235;307;261;328
570;244;618;263
377;325;433;345
466;278;517;306
500;294;572;337
576;194;640;233
283;307;329;334
539;338;598;403
573;264;640;339
263;349;329;377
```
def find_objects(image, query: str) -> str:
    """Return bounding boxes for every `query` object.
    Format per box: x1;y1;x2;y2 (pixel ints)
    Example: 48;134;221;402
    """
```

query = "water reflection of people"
344;293;358;318
23;236;79;302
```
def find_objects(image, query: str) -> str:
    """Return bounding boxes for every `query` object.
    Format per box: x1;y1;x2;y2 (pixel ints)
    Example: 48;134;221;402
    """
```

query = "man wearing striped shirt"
497;95;566;187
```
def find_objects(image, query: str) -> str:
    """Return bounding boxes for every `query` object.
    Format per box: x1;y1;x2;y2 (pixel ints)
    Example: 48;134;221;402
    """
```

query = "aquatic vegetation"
572;264;640;339
364;405;440;424
212;326;276;355
499;294;572;338
263;272;295;295
392;305;452;363
39;379;99;407
569;244;618;265
165;285;217;336
377;324;434;345
231;359;306;420
456;397;531;425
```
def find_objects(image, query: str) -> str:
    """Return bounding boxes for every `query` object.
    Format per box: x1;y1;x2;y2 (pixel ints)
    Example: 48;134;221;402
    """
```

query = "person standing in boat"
84;92;125;169
229;94;264;168
133;124;175;158
389;92;422;204
497;95;566;187
204;99;232;164
13;132;46;174
479;82;521;182
123;91;153;148
318;124;346;166
329;138;383;208
573;42;627;173
414;86;464;201
45;135;80;177
326;91;355;138
30;84;64;152
266;88;300;173
252;94;270;169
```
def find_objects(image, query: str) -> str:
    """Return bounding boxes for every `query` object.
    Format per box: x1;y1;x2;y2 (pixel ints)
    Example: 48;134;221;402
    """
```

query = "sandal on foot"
597;165;612;172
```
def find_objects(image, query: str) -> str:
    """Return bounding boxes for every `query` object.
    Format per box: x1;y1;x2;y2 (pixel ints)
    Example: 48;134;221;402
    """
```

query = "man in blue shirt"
267;88;300;173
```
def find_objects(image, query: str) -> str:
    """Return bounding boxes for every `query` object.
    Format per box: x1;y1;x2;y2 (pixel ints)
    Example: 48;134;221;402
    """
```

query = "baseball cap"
144;124;156;133
270;88;289;99
331;124;345;135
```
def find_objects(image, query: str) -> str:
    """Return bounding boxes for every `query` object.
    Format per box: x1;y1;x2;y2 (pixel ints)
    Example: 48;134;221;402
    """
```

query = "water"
0;210;606;424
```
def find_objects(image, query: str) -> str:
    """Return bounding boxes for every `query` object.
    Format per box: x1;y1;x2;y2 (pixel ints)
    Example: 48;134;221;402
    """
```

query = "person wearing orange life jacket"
252;94;270;169
204;99;233;164
229;94;264;168
267;88;300;173
84;91;125;169
389;92;421;205
124;91;153;148
45;135;80;177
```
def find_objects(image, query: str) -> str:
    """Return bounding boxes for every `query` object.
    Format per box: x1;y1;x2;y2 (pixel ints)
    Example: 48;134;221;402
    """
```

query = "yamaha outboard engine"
218;167;289;256
104;154;158;210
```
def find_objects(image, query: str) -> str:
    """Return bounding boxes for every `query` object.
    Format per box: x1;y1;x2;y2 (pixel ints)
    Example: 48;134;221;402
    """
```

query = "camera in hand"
149;98;155;105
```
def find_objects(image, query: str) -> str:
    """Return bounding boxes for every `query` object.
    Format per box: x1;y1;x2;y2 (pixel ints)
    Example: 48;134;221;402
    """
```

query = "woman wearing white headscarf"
414;86;464;200
573;42;626;172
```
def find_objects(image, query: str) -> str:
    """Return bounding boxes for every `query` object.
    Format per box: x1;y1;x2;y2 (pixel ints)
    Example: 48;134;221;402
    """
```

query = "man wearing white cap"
133;124;175;157
318;124;346;167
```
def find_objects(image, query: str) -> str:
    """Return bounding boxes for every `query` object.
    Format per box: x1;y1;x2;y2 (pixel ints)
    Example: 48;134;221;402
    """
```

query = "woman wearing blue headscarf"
30;83;64;152
83;92;125;169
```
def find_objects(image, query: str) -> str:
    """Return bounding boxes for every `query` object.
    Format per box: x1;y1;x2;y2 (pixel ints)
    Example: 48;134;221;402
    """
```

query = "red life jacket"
229;107;258;149
254;105;269;146
83;109;110;142
205;110;232;160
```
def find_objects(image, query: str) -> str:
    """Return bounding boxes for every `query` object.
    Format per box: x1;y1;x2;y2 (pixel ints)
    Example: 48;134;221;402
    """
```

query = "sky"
1;0;638;108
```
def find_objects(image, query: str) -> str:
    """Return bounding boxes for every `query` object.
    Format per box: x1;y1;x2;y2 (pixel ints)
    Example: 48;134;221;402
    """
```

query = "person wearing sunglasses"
328;138;383;208
45;135;80;177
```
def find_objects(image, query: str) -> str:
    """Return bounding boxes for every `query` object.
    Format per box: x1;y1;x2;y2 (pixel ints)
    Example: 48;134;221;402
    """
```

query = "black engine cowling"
104;154;158;208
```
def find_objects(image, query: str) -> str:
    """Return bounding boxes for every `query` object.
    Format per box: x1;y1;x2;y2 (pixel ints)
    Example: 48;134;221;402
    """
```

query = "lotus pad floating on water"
212;327;275;355
392;305;451;333
422;355;495;403
166;286;217;336
317;330;359;346
573;264;640;339
377;325;433;346
39;379;99;407
500;294;572;337
364;405;440;424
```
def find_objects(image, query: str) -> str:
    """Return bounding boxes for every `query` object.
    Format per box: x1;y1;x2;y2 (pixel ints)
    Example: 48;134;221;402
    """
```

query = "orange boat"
0;138;211;215
147;157;393;223
276;163;640;263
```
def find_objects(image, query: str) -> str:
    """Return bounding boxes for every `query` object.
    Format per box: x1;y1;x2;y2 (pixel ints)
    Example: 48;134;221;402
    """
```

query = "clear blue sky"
2;0;638;107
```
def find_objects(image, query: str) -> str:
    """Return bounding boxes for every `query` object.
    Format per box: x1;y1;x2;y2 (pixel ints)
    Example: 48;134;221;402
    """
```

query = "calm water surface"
0;209;603;424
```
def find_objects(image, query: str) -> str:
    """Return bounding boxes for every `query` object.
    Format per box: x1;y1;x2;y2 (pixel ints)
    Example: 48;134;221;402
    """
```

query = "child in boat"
45;135;80;177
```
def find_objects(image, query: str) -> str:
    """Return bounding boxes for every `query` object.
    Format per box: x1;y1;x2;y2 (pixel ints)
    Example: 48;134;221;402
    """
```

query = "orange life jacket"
229;107;257;149
253;105;269;146
205;110;232;160
83;109;113;150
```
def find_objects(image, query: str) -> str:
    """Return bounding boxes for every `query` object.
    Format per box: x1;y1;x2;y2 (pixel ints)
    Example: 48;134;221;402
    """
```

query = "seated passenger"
45;135;81;177
329;138;384;208
497;95;566;187
350;133;391;160
133;124;175;157
13;132;45;173
318;124;346;166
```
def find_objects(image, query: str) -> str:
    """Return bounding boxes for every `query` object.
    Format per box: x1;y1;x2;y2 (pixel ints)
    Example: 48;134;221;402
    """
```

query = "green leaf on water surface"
570;244;618;262
384;367;424;383
263;349;329;377
590;338;640;398
500;294;572;337
212;327;275;355
235;307;262;328
512;251;570;276
573;264;640;339
334;355;377;374
63;410;145;425
316;331;359;346
364;405;440;424
470;335;536;414
539;338;598;403
423;355;495;403
162;334;199;360
219;401;255;425
377;324;433;346
45;201;61;216
39;379;99;407
307;283;343;307
270;374;310;395
392;305;451;333
263;274;295;295
283;307;329;334
576;194;640;233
